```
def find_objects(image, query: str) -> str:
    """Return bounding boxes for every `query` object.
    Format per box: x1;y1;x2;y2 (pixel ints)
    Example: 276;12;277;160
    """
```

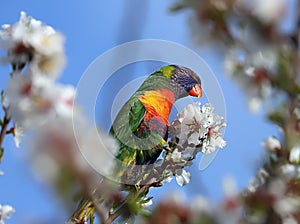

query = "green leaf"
89;215;95;224
140;196;153;204
267;111;284;127
275;52;300;96
139;208;151;217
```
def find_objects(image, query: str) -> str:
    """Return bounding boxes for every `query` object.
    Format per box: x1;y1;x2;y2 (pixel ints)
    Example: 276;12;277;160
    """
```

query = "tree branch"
0;92;11;159
86;190;107;224
105;178;156;224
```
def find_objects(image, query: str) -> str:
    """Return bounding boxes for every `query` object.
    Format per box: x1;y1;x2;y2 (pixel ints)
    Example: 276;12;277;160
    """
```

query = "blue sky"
0;1;277;223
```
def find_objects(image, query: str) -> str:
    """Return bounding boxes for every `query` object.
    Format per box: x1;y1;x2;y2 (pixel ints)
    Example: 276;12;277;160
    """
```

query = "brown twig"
0;115;10;149
86;190;107;224
78;175;108;224
0;92;11;156
104;201;126;224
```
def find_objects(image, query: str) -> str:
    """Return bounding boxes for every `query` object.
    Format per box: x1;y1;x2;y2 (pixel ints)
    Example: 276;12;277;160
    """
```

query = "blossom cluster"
172;0;292;113
0;12;119;223
141;160;300;224
224;48;277;112
140;177;241;224
0;11;65;77
102;102;227;194
239;137;300;223
171;0;300;223
0;12;72;129
172;0;288;45
0;204;14;224
154;102;226;186
0;11;118;177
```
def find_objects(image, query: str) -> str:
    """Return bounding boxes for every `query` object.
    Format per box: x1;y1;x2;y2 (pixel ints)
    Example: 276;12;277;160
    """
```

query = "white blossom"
188;13;212;46
174;102;226;154
219;178;242;224
6;73;75;128
175;169;191;186
12;124;24;148
282;216;298;224
267;179;300;220
0;204;15;224
30;51;66;79
262;136;281;152
54;85;76;118
162;102;226;182
223;176;238;198
162;176;173;184
78;128;118;177
274;197;300;219
190;195;212;215
31;117;118;186
6;74;56;128
0;11;65;78
280;164;300;180
246;168;269;192
188;132;200;145
252;0;287;25
223;48;243;77
170;148;182;163
289;145;300;164
202;134;226;154
188;10;226;51
189;177;242;224
294;107;300;119
224;48;276;113
249;50;278;72
0;11;64;56
235;0;287;25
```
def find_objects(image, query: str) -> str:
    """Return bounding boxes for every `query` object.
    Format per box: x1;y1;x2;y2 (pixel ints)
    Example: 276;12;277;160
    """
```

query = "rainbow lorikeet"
70;64;202;223
110;65;202;179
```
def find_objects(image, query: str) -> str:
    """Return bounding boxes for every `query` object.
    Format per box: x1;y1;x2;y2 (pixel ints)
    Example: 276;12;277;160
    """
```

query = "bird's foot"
166;141;183;152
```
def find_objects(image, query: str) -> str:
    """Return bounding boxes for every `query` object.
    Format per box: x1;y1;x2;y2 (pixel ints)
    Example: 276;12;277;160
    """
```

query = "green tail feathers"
68;198;95;223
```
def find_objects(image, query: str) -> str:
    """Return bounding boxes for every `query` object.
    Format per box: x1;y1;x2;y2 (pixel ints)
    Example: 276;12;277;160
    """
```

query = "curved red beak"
188;84;202;98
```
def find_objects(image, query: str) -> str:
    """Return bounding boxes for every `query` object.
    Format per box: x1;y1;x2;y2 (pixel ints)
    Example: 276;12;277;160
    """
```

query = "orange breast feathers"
139;89;175;125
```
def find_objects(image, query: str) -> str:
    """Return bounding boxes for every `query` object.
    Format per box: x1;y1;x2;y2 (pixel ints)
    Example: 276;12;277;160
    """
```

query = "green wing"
109;94;146;164
110;71;170;164
128;98;145;133
109;70;171;181
110;93;165;161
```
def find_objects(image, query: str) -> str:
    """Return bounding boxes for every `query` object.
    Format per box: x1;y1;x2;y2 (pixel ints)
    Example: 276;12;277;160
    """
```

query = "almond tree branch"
78;175;108;224
0;91;11;159
0;115;10;152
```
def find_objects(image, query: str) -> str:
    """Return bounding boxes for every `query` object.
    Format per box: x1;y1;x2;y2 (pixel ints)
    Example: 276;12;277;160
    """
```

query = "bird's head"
162;65;202;99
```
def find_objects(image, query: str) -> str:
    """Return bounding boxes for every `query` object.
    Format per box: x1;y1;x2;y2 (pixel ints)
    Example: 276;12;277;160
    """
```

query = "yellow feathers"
139;89;175;124
160;65;174;78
